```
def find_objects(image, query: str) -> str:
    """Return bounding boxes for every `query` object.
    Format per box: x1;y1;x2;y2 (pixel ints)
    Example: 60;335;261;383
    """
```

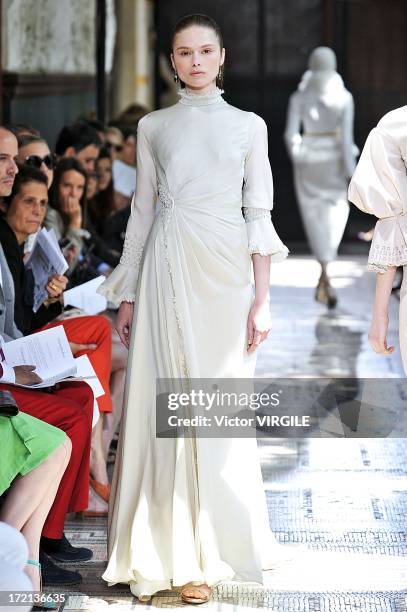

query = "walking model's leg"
398;267;407;373
315;261;337;309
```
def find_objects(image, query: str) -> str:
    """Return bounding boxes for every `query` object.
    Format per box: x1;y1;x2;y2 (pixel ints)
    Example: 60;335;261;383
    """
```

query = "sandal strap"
27;559;42;593
181;584;212;596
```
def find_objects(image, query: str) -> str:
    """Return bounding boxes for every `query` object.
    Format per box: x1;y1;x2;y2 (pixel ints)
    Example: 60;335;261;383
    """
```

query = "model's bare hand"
247;302;271;354
368;313;395;355
14;365;42;385
116;302;134;349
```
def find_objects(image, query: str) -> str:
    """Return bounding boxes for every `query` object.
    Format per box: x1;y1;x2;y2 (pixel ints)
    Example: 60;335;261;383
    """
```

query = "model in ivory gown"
285;46;357;308
98;14;289;602
348;105;407;372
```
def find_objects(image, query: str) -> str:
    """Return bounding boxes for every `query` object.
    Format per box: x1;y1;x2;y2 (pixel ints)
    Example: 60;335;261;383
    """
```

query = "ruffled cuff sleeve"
348;123;407;273
243;208;289;262
367;216;407;273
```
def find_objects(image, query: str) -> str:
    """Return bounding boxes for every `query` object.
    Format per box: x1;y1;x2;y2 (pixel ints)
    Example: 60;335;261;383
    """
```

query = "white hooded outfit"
285;47;357;262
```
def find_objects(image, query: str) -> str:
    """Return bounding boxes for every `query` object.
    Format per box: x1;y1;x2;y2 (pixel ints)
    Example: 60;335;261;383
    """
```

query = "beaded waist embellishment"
157;182;175;231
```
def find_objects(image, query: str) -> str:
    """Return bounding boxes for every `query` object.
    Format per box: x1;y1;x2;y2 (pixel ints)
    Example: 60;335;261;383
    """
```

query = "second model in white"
285;47;357;307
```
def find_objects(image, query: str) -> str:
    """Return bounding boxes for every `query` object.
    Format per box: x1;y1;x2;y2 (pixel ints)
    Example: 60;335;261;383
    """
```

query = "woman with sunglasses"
16;136;85;274
17;135;57;188
105;127;124;160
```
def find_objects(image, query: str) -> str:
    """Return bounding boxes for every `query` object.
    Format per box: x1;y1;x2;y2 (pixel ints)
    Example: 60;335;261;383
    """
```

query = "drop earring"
217;65;224;88
173;70;179;83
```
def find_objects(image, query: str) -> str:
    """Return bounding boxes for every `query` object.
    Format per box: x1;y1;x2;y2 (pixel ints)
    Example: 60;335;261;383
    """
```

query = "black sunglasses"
106;141;123;152
24;153;57;170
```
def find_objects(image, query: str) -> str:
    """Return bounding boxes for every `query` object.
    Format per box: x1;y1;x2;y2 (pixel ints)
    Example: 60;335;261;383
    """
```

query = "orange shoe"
90;478;110;502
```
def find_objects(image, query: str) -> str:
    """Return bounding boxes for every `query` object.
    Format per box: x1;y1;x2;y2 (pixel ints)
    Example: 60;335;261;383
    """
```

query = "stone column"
112;0;154;116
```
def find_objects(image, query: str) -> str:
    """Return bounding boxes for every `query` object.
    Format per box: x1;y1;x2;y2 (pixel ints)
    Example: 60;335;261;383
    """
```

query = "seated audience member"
55;121;101;174
46;157;88;272
16;134;72;261
17;134;56;188
105;126;124;161
111;126;137;210
80;117;106;145
0;523;33;610
0;164;114;512
120;127;137;167
0;407;71;591
88;147;115;236
47;158;119;279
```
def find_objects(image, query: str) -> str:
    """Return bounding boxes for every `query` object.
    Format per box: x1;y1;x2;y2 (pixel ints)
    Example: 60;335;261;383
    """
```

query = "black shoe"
41;533;93;563
39;550;82;586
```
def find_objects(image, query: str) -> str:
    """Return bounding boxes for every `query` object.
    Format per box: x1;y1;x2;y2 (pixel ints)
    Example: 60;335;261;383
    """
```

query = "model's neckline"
178;86;225;107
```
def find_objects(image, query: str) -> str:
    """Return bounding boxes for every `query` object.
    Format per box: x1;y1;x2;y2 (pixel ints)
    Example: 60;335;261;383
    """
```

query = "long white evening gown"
285;72;357;262
98;87;289;599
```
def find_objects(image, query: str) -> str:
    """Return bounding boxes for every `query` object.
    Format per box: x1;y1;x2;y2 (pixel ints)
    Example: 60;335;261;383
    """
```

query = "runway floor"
58;256;407;610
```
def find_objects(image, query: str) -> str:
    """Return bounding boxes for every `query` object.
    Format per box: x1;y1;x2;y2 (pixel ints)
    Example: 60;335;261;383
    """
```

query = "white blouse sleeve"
242;115;289;261
348;125;407;273
98;117;157;305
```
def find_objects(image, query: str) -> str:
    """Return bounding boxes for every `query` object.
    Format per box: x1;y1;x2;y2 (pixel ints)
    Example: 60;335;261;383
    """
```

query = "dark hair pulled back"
171;14;224;89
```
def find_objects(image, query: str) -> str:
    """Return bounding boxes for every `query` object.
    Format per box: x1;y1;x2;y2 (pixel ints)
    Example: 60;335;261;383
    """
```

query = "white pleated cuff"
97;263;138;306
245;216;289;262
367;215;407;273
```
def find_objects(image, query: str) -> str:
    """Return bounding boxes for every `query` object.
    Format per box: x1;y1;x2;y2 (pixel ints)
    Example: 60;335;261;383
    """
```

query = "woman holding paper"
98;14;290;604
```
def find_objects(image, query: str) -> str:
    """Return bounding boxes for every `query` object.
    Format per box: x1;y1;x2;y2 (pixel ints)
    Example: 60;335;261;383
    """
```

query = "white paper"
2;326;76;388
63;276;107;315
74;354;105;398
25;228;69;312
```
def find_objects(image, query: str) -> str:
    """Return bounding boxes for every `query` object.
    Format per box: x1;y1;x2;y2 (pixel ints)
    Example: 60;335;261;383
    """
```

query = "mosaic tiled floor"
56;257;407;610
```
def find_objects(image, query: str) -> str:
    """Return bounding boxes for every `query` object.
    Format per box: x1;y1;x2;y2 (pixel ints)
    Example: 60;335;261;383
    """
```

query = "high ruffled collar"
177;86;225;107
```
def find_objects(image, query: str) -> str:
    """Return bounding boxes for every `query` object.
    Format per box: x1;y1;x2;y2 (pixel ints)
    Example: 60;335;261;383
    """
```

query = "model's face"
5;181;48;244
171;25;225;93
18;141;54;188
97;157;112;191
0;131;18;197
58;169;86;205
75;144;100;172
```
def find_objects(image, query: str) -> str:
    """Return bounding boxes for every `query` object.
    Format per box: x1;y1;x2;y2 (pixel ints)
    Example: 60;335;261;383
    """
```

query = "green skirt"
0;412;67;497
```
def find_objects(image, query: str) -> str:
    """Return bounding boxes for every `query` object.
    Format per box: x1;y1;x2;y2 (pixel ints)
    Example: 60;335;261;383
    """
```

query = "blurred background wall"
1;0;406;242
